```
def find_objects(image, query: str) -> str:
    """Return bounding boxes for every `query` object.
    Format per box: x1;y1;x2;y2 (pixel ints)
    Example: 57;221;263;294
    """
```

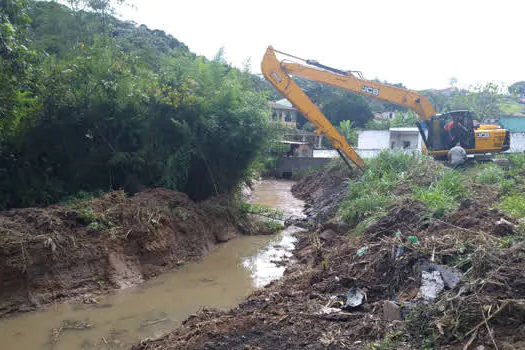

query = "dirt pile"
291;163;357;226
135;197;525;349
0;189;257;317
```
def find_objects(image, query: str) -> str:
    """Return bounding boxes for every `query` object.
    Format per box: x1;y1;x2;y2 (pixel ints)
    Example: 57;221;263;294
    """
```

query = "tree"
0;2;272;209
509;81;525;96
449;83;503;121
338;120;357;146
0;0;39;137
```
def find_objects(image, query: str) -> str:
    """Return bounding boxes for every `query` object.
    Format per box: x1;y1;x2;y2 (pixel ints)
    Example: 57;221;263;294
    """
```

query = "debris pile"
136;195;525;349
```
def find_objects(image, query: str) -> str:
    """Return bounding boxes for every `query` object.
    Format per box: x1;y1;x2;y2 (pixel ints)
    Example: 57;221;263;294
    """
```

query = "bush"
414;186;456;218
500;194;525;218
414;169;467;217
475;164;504;185
338;151;418;225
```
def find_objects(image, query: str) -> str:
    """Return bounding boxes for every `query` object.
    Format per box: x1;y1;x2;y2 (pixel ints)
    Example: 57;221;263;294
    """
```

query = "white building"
357;128;425;157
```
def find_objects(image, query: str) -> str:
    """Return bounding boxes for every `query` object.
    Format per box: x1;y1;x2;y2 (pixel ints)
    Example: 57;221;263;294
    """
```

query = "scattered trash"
356;246;368;257
417;271;444;302
419;262;462;290
394;231;402;239
344;287;365;309
395;246;405;260
269;292;282;303
319;306;342;315
408;236;419;245
433;265;462;289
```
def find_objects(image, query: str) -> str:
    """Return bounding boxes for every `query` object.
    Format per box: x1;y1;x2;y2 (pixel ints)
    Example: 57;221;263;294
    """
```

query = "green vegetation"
338;151;414;224
475;163;505;184
0;1;271;209
339;151;469;226
500;194;525;218
240;203;285;220
413;169;467;217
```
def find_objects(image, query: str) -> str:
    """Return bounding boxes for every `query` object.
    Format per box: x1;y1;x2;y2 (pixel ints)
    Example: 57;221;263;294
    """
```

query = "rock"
382;301;401;321
319;229;337;243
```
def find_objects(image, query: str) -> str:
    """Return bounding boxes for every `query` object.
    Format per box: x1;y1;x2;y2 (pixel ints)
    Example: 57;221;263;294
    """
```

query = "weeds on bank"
414;169;468;217
475;163;505;185
339;151;467;226
338;152;415;225
240;203;285;220
65;194;114;233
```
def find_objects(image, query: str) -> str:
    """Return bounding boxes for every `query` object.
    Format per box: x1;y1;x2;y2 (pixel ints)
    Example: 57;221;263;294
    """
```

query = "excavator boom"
261;46;510;169
261;46;366;169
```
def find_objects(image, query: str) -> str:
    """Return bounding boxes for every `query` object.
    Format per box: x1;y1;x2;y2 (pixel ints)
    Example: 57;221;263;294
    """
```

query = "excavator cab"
426;110;476;151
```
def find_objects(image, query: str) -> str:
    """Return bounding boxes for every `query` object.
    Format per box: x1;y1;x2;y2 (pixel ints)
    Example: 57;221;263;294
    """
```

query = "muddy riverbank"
0;180;306;349
0;187;271;318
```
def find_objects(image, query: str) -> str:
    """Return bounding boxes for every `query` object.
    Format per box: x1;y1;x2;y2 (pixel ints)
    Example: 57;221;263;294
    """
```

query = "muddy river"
0;180;304;349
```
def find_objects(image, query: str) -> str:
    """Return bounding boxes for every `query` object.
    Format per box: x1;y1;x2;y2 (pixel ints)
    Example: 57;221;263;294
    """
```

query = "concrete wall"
276;157;332;177
390;132;420;150
509;132;525;152
357;130;390;150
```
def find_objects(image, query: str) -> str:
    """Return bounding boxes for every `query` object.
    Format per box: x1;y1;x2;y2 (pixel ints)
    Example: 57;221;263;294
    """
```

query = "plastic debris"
408;236;419;245
395;246;405;260
420;263;462;290
356;246;368;257
417;271;444;301
344;287;365;308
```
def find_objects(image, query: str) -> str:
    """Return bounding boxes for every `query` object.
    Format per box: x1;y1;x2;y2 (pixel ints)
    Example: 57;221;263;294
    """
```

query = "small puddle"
0;179;304;349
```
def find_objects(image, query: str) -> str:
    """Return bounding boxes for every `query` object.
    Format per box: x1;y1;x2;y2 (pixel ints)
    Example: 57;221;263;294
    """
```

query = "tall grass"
475;164;505;185
414;169;467;217
338;151;417;225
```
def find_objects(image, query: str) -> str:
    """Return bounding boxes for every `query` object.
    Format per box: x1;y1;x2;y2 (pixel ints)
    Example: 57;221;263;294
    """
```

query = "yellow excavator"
261;46;510;170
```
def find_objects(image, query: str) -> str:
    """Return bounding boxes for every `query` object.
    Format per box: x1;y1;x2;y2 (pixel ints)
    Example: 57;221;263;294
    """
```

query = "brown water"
0;180;304;350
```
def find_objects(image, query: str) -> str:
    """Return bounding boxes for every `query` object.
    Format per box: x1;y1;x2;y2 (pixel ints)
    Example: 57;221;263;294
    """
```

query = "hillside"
28;1;193;64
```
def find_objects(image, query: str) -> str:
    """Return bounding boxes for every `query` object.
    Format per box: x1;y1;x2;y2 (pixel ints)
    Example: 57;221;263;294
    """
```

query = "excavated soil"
0;189;259;317
291;163;358;226
136;164;525;349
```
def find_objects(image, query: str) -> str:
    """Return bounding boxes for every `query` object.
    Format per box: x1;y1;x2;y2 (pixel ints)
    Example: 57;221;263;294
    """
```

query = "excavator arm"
261;46;438;170
261;46;365;169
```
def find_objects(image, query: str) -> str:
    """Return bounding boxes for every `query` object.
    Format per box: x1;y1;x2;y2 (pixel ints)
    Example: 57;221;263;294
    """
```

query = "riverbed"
0;180;304;349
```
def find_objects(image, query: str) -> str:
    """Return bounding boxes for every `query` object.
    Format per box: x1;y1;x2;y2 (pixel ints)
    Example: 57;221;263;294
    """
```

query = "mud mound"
0;189;251;317
136;200;524;349
291;163;357;225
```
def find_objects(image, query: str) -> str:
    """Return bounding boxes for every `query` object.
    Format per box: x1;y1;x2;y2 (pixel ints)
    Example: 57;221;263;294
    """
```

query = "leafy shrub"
475;164;504;185
414;169;467;217
507;153;525;171
338;151;418;225
414;186;456;218
500;194;525;218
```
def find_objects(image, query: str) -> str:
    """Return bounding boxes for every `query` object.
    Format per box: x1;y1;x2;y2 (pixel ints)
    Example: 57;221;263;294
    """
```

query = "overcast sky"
119;0;523;90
